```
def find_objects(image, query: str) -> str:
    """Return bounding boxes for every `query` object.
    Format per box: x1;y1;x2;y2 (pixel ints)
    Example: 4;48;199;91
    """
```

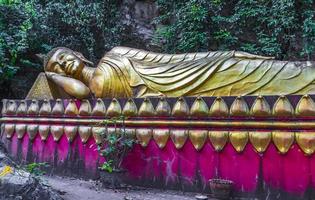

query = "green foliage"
25;162;49;176
154;0;315;60
0;0;122;95
0;0;38;84
100;160;114;173
153;0;210;53
98;116;136;173
1;0;315;95
32;0;123;61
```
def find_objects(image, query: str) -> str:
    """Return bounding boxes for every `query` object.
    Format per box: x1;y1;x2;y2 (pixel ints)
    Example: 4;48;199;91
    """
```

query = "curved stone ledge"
2;94;315;119
1;122;315;155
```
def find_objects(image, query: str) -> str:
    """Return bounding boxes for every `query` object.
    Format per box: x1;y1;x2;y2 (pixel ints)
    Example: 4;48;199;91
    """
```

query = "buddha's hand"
45;72;91;99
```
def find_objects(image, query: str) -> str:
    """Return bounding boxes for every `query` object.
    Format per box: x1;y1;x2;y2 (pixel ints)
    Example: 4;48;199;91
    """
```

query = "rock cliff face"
0;143;63;200
119;0;158;50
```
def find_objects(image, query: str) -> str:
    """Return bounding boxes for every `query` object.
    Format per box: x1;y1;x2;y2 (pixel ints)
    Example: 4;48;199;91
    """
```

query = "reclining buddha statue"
27;46;315;99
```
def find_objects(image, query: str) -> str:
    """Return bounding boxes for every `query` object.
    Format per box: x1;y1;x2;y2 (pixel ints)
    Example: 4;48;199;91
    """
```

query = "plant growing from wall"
96;116;136;188
25;162;49;177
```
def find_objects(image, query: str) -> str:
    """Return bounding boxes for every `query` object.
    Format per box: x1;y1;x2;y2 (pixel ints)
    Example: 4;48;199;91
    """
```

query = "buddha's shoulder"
106;46;213;61
105;46;275;62
107;46;146;56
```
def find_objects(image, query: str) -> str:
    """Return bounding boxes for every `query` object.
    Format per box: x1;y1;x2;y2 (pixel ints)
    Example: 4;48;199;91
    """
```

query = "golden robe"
89;47;315;98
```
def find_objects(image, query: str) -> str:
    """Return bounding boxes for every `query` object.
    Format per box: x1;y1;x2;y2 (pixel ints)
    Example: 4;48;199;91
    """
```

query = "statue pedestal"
1;95;315;199
26;73;71;99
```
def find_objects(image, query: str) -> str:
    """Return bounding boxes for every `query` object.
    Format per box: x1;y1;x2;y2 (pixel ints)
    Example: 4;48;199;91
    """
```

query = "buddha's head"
44;47;93;78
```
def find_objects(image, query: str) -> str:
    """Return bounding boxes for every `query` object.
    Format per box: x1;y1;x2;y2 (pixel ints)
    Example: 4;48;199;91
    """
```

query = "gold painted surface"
46;72;90;99
91;99;106;116
122;99;138;117
15;124;26;139
229;131;249;152
5;117;315;130
50;125;64;142
209;131;229;151
170;129;188;149
155;97;171;116
249;131;272;153
78;126;92;143
27;124;38;141
27;100;39;115
106;98;121;117
39;99;52;115
295;132;315;155
190;97;209;117
52;99;64;115
108;127;119;135
6;100;17;115
64;99;78;116
64;126;78;142
16;100;27;115
209;97;229;117
79;100;92;116
136;128;152;147
124;128;136;139
250;96;271;117
4;124;15;139
296;95;315;117
26;72;65;100
230;96;249;117
172;97;189;117
189;129;208;151
272;131;295;154
153;129;170;149
138;98;155;117
0;124;4;136
38;125;50;141
39;46;315;99
1;99;7;115
92;127;105;144
273;96;294;117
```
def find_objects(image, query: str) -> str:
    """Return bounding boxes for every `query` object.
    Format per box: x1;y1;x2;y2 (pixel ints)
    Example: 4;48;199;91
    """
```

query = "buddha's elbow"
63;81;91;99
73;87;90;99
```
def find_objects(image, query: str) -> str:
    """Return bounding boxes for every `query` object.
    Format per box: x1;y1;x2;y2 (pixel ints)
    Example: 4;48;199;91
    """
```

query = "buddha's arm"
45;72;90;99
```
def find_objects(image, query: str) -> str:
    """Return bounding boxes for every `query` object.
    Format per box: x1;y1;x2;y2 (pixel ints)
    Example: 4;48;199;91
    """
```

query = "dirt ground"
43;176;213;200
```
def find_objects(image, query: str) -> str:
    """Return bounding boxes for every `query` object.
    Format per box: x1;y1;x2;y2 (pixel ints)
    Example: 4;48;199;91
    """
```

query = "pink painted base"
2;133;315;198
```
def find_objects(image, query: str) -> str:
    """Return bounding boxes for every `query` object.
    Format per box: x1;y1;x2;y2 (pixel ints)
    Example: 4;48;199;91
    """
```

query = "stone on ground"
0;143;63;200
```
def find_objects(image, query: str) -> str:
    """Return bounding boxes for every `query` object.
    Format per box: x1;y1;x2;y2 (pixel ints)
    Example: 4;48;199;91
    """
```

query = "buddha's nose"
57;59;65;66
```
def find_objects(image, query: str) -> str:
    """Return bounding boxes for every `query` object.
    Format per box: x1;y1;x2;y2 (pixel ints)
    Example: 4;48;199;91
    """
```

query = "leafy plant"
25;162;49;176
97;116;136;173
0;0;38;85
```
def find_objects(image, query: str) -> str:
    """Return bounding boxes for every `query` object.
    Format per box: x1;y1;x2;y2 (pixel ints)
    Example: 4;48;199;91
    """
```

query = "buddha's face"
46;49;84;78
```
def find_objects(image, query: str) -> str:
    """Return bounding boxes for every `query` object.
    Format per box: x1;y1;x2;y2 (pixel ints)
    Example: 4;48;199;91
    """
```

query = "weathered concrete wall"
2;131;315;200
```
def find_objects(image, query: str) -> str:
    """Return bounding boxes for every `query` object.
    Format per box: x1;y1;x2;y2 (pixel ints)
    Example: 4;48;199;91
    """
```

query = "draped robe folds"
89;46;315;98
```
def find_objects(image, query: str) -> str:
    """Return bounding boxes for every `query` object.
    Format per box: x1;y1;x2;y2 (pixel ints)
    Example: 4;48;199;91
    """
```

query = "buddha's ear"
73;51;94;66
36;54;46;63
